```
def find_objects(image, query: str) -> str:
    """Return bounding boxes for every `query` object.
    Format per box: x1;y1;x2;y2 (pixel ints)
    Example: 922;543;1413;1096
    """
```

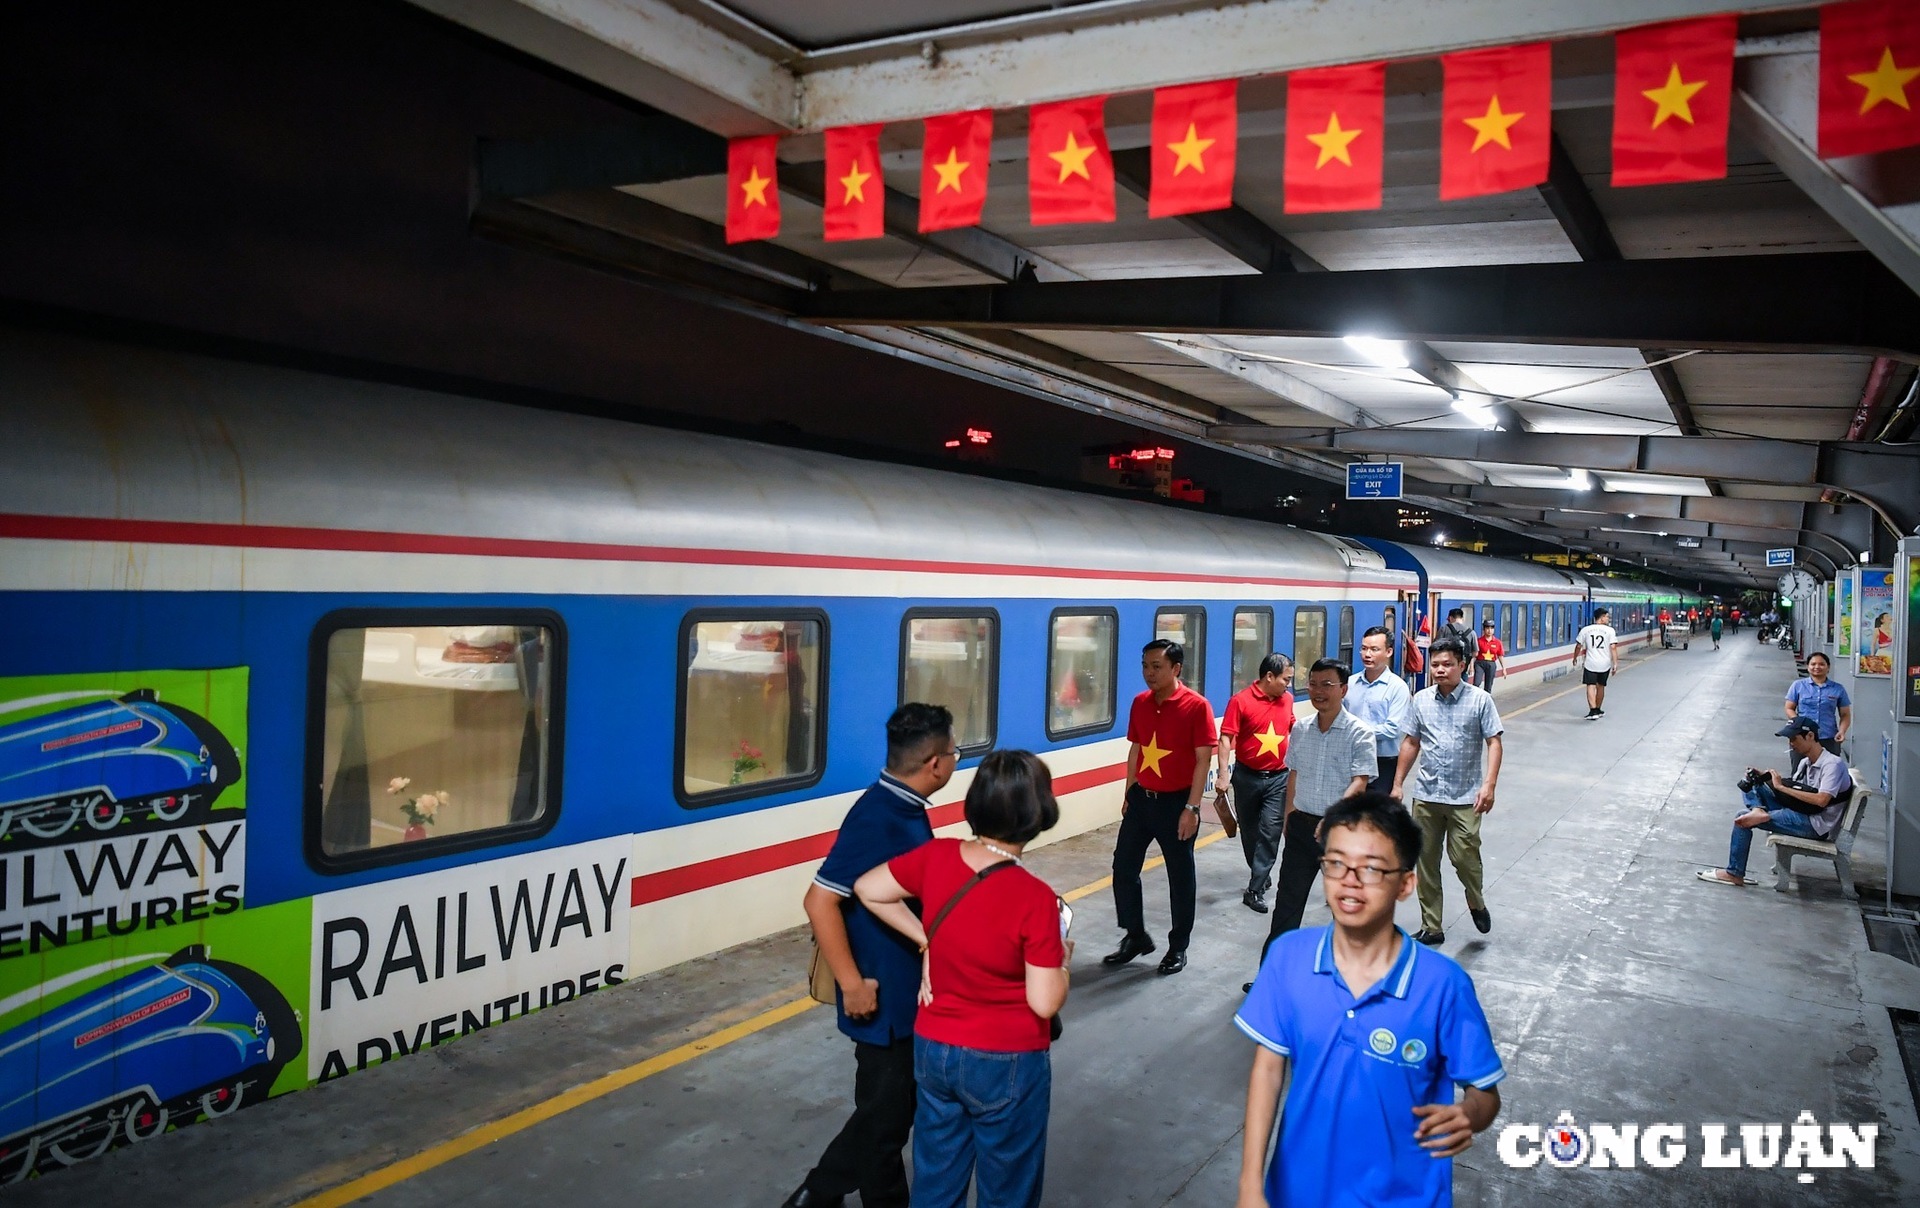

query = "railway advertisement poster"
1906;556;1920;720
1859;568;1894;677
307;835;630;1081
1837;572;1854;659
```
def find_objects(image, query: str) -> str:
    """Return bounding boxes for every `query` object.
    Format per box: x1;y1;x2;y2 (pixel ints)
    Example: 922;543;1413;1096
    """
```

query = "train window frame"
304;608;567;875
1337;606;1356;668
898;607;1000;757
675;608;831;809
1291;606;1328;691
1153;606;1207;696
1513;603;1527;653
1047;606;1121;741
1500;603;1515;650
1230;605;1275;695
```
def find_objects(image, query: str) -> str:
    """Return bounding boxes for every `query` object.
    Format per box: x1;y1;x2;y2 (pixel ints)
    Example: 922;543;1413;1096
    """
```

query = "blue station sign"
1765;548;1794;568
1346;461;1403;500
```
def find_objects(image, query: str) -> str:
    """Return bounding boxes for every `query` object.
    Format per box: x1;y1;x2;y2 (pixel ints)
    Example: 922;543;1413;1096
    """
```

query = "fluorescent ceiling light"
1567;468;1592;490
1449;397;1497;428
1343;335;1410;369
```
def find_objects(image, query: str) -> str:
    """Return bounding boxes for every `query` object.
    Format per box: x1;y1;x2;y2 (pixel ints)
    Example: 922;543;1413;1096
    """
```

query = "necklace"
975;838;1022;864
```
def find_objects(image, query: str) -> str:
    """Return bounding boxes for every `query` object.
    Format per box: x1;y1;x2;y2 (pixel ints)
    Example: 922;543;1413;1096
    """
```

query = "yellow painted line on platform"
296;828;1221;1205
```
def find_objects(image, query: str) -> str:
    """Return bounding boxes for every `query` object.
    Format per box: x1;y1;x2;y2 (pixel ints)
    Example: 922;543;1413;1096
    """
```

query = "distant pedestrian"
1106;639;1216;976
1710;613;1723;649
1348;626;1413;792
1571;607;1620;720
1445;608;1472;641
1234;794;1504;1208
1216;653;1295;916
1472;620;1505;693
785;704;959;1208
1784;651;1850;759
855;750;1068;1208
1393;638;1504;948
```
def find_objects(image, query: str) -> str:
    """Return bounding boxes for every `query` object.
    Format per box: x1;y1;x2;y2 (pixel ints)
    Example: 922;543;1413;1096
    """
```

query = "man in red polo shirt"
1104;638;1217;976
1214;652;1294;916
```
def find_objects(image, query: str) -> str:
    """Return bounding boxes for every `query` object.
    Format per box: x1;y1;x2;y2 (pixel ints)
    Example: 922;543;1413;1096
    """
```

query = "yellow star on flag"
1306;112;1363;169
1642;63;1707;128
740;165;772;207
1048;130;1098;183
1849;46;1920;115
1253;723;1284;759
1167;122;1215;174
1138;734;1171;778
838;158;872;205
932;147;971;193
1463;94;1525;152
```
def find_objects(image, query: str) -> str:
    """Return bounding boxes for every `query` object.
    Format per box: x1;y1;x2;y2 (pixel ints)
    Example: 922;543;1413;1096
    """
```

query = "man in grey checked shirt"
1391;636;1504;947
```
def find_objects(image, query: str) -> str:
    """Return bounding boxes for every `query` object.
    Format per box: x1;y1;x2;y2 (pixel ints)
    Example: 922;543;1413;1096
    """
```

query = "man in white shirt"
1570;607;1619;721
1346;625;1412;790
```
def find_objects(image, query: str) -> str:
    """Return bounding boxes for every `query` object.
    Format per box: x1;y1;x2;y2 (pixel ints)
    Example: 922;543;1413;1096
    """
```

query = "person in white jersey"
1570;607;1619;720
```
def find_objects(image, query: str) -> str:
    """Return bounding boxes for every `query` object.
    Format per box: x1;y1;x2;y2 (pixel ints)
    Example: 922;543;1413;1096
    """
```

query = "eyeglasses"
1319;857;1408;885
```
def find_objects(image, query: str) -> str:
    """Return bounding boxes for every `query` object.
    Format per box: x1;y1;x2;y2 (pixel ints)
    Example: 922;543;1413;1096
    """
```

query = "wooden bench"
1766;771;1874;899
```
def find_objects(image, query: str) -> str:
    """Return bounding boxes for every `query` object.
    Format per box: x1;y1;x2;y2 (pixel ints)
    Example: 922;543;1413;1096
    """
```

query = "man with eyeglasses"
1235;793;1504;1208
785;703;957;1208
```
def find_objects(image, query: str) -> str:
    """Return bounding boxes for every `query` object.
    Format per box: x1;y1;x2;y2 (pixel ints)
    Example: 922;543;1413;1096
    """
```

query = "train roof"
1375;542;1587;596
3;329;1411;589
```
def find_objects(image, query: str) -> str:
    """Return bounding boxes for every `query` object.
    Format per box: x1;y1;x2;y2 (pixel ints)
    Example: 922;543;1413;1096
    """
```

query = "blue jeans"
911;1036;1051;1208
1726;783;1820;877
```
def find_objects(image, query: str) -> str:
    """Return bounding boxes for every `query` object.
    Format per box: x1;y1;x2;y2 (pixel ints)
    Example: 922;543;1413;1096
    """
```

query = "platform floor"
26;637;1920;1206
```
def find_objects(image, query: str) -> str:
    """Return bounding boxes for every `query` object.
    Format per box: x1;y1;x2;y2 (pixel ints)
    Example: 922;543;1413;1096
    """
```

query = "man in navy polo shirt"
1234;793;1503;1208
783;703;957;1208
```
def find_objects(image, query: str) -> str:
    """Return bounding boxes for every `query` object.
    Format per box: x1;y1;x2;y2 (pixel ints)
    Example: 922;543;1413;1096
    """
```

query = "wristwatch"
1184;803;1202;816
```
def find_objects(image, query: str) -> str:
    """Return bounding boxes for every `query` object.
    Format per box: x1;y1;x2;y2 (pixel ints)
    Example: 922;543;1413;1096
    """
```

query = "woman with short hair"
854;750;1069;1208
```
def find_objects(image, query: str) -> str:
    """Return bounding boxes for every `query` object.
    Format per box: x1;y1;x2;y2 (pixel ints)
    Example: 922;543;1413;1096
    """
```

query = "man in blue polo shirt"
783;703;957;1208
1234;793;1503;1208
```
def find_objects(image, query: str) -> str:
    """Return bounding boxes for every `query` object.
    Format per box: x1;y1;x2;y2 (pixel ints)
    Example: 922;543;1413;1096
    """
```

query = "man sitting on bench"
1697;718;1852;886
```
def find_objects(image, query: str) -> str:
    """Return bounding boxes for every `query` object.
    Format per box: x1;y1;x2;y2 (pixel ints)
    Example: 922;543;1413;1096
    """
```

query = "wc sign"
1498;1111;1876;1185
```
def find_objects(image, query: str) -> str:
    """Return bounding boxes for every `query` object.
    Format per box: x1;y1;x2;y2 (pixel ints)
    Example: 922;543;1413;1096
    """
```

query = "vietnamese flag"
725;135;780;243
1029;96;1116;225
1440;43;1551;201
1284;63;1385;213
1819;0;1920;158
823;124;884;241
1611;15;1736;188
1149;80;1238;218
919;110;992;232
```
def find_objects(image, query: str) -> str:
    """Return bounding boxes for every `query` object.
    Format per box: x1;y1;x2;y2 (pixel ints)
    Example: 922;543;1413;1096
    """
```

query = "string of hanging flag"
724;1;1920;245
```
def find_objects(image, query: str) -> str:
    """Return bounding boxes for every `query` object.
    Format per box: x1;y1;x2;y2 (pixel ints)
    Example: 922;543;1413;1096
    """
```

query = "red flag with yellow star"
1440;43;1551;201
1284;63;1384;213
1611;15;1736;188
823;124;884;241
725;135;780;243
1029;96;1115;225
919;110;992;233
1149;80;1238;218
1819;0;1920;158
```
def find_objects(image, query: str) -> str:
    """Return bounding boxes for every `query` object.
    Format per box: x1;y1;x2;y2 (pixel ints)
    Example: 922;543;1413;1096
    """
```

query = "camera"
1735;768;1766;793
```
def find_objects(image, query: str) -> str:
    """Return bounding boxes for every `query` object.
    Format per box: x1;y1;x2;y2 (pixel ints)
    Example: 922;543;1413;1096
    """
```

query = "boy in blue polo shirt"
1234;793;1503;1208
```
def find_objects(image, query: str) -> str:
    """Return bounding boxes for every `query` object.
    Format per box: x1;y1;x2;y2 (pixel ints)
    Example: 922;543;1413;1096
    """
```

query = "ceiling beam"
1111;147;1319;275
1444;487;1808;529
798;253;1920;359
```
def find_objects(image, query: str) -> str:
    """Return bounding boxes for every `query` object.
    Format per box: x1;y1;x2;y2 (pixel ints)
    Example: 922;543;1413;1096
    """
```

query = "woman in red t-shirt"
854;750;1068;1208
1474;621;1506;692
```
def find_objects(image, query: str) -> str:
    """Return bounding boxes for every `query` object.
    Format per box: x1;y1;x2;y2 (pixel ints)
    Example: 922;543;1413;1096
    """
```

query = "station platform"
25;637;1919;1206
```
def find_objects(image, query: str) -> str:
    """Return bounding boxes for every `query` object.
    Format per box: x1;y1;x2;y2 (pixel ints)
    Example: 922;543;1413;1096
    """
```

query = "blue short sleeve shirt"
1784;677;1850;740
812;773;935;1044
1234;926;1505;1208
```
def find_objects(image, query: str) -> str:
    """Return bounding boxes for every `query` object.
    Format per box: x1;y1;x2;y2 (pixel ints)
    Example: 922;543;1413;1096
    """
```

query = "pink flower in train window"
729;742;767;786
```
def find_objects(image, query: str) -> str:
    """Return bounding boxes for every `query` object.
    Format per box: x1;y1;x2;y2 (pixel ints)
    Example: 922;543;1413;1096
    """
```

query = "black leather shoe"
1470;905;1492;934
1101;933;1156;965
1242;890;1269;914
779;1186;844;1208
1412;928;1445;946
1157;950;1188;975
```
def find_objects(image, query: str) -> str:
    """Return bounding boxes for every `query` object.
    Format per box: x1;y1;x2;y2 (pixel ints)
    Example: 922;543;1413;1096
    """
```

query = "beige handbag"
807;941;838;1005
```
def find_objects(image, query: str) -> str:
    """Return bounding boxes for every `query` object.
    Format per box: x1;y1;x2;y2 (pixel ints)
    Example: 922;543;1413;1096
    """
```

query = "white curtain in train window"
321;623;553;855
1231;607;1273;694
1049;612;1116;737
1292;608;1326;691
1154;608;1205;695
682;618;821;796
903;614;995;751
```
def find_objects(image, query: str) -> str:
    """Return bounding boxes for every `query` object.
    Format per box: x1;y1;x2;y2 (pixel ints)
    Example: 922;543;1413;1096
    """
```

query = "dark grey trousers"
1233;764;1289;897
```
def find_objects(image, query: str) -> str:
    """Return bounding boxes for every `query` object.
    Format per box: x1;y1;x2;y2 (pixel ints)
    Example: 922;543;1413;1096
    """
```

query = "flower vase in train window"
387;776;447;841
729;741;766;786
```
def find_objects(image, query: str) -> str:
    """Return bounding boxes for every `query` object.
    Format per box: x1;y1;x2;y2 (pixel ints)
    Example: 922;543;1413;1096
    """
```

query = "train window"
1338;606;1356;668
1531;605;1543;649
678;612;827;805
1500;604;1514;650
901;611;997;754
1049;609;1118;739
1480;603;1495;633
1292;607;1327;691
308;612;563;870
1231;607;1274;694
1154;608;1206;695
1383;606;1398;671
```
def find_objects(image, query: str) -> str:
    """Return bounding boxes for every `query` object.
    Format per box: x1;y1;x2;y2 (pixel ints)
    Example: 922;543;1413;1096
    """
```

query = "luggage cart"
1660;621;1690;650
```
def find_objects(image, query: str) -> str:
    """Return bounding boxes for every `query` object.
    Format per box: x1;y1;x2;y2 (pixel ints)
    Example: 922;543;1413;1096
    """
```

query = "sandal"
1695;869;1752;886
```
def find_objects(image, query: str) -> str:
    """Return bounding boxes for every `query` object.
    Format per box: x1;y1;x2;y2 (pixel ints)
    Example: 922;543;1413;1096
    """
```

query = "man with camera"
1696;718;1852;887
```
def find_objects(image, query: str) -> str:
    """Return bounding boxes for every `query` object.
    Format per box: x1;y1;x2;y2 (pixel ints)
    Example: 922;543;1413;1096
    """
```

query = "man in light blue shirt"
1348;625;1412;792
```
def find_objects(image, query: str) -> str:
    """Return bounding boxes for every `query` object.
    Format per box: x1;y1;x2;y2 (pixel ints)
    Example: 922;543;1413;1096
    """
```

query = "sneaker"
1412;928;1445;946
1584;708;1600;720
1470;905;1492;934
1595;708;1606;717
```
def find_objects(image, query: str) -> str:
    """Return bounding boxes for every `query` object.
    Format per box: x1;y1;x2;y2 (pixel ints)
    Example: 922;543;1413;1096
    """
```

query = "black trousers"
1113;785;1197;952
804;1035;915;1206
1232;765;1289;897
1371;755;1398;793
1262;809;1325;965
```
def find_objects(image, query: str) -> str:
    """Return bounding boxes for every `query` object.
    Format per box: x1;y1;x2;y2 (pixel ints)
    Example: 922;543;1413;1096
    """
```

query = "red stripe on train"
629;761;1130;907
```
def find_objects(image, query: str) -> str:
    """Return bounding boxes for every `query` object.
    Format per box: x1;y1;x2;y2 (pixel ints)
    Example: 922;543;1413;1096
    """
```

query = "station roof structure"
417;0;1920;589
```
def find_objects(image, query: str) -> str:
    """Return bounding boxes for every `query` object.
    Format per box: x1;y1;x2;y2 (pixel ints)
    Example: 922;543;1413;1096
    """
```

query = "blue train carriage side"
1355;541;1588;696
0;325;1416;1168
1585;574;1669;649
